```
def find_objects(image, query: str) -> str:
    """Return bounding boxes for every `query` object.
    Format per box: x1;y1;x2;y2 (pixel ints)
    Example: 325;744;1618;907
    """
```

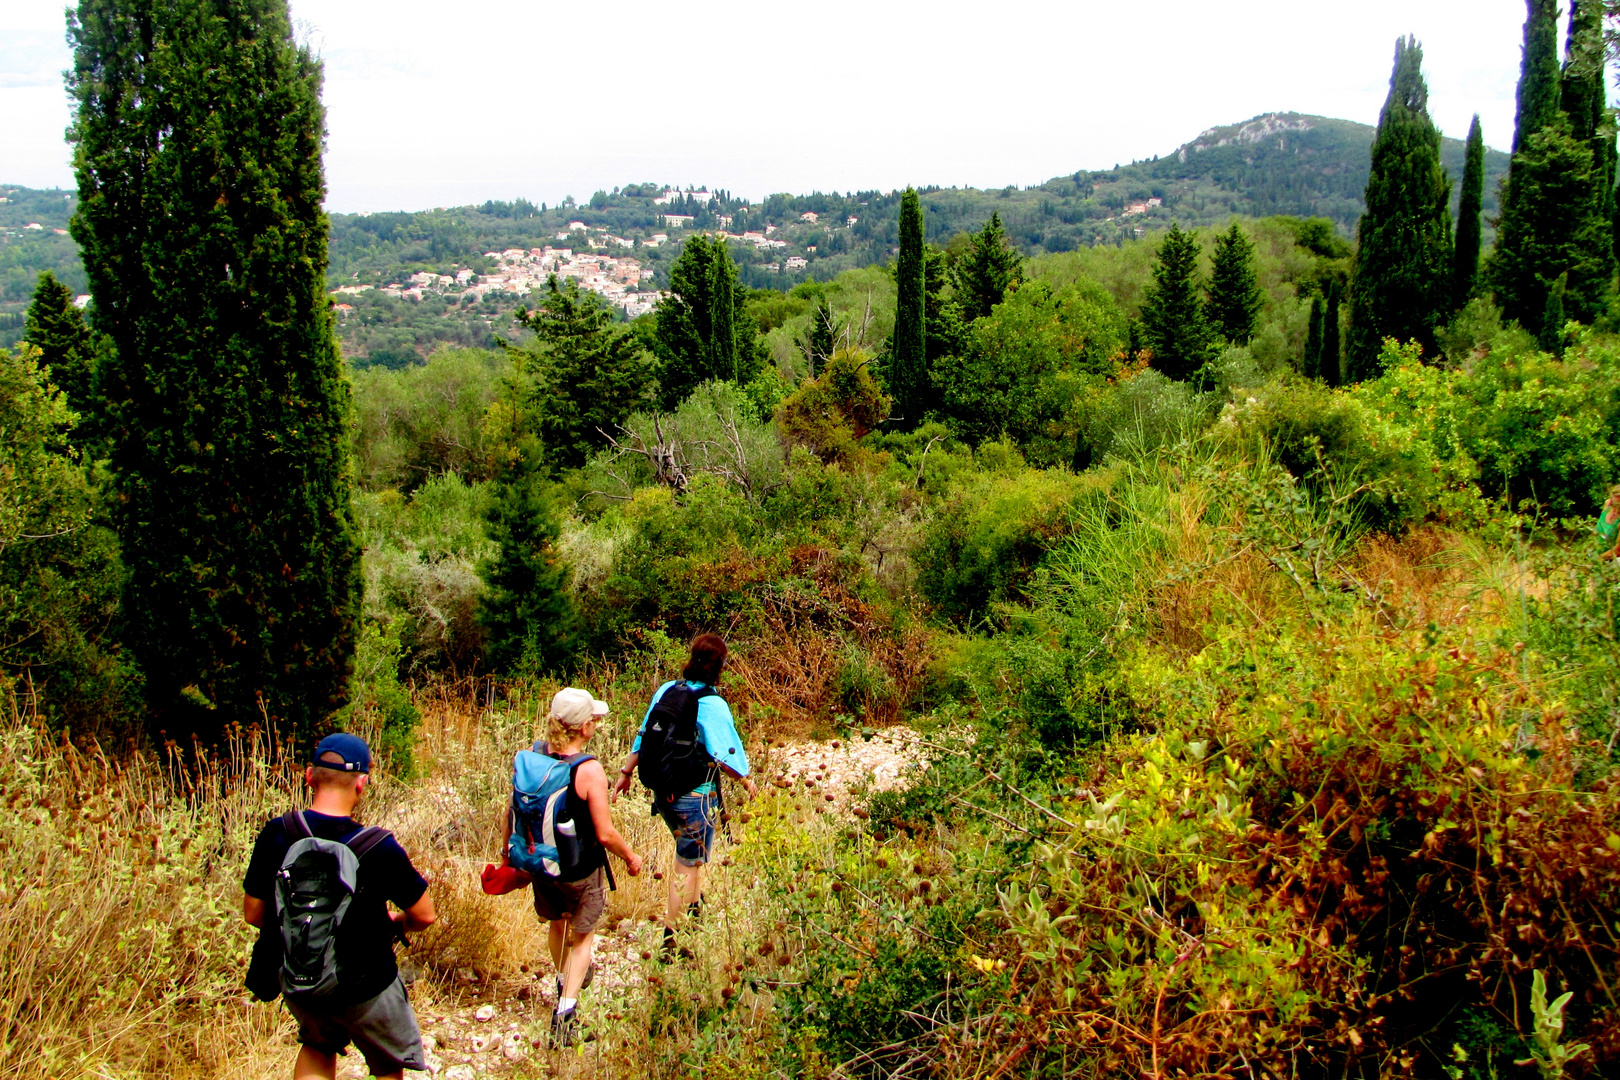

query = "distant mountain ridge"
1;111;1516;351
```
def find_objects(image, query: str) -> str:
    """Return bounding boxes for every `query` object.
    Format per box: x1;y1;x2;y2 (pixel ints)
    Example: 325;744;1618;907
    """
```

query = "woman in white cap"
507;687;642;1047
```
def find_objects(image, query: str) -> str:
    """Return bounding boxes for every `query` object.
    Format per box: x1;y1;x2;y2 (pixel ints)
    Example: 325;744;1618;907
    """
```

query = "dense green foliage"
1348;37;1453;376
1205;221;1263;343
1140;223;1216;380
510;277;651;474
949;212;1023;322
889;188;927;429
23;271;97;438
1453;115;1486;306
653;236;762;408
0;345;131;735
69;0;361;743
15;11;1620;1075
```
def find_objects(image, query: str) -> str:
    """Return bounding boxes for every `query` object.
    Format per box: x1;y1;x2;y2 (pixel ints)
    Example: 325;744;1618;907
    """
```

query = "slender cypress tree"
1563;0;1618;299
1453;116;1486;308
1513;0;1562;153
23;271;96;432
1323;278;1344;386
1490;122;1612;330
1303;294;1325;380
950;212;1023;321
1140;223;1216;381
1206;222;1264;343
1348;37;1453;380
889;187;927;429
69;0;361;743
709;240;738;382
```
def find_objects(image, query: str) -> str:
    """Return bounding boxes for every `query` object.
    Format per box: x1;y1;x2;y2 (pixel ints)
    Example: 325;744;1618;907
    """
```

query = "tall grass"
0;654;871;1079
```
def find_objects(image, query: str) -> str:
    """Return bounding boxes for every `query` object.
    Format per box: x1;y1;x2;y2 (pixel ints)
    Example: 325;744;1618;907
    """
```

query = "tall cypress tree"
709;240;738;383
69;0;361;743
23;271;97;434
1491;0;1615;331
1348;37;1453;380
1453;116;1486;308
1323;278;1344;387
1206;222;1264;343
1513;0;1562;153
950;212;1023;321
1140;223;1216;381
1303;293;1325;380
889;187;927;429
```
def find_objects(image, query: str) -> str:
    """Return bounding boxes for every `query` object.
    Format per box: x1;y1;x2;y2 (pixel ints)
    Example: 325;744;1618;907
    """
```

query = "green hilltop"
0;111;1509;356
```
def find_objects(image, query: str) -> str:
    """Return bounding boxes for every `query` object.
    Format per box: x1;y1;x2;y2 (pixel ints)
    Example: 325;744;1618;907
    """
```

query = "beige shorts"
531;865;607;935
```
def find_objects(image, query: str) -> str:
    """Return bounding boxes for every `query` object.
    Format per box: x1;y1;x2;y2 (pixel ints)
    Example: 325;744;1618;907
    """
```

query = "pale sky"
0;1;1559;214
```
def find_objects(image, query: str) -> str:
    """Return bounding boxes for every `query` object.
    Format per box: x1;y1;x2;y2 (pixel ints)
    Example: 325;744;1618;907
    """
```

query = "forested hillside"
0;112;1507;360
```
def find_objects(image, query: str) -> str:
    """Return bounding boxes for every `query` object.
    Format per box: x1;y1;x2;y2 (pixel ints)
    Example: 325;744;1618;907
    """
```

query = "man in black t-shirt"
243;733;436;1080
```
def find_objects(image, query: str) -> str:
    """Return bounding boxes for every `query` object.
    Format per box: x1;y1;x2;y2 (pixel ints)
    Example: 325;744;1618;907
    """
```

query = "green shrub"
1072;367;1215;469
1218;372;1439;531
916;467;1094;624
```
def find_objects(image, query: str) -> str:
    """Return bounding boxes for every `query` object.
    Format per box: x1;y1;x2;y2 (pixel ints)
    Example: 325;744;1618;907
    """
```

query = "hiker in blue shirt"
611;633;755;955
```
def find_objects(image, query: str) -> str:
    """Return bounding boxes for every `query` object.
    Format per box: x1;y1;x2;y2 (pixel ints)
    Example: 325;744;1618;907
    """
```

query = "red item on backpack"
481;862;532;895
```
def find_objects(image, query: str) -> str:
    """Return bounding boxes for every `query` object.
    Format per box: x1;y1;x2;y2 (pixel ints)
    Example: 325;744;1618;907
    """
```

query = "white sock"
557;996;577;1012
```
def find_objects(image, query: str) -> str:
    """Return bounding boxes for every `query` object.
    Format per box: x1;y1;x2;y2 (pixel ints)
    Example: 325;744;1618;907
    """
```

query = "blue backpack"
508;742;605;882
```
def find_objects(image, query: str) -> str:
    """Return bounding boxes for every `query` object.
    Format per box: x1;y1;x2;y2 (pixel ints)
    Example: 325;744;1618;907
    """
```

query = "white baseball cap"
550;687;610;728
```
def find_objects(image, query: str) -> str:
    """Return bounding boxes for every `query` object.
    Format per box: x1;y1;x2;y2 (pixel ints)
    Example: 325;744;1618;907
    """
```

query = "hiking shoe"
551;1004;579;1048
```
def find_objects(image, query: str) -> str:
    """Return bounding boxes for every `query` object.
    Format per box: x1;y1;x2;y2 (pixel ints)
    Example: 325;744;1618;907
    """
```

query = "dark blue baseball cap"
311;732;371;773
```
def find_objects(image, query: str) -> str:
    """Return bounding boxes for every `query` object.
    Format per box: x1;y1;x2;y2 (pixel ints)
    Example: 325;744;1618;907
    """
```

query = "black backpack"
273;810;392;998
637;682;718;801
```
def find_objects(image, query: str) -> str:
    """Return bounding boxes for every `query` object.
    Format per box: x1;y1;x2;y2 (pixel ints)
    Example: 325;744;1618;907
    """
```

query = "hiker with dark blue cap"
242;733;437;1080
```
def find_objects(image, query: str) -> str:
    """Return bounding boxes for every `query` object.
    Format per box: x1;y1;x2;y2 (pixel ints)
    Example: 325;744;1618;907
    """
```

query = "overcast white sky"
0;1;1572;214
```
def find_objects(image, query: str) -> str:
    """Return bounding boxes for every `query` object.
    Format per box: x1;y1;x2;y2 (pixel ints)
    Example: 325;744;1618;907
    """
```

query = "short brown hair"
309;751;363;791
683;633;728;685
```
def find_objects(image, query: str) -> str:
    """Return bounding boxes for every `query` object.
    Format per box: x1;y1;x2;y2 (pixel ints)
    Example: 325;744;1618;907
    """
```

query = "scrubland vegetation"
8;1;1620;1077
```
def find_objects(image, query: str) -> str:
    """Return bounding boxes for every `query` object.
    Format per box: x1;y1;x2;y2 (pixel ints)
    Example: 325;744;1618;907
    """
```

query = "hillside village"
328;190;830;317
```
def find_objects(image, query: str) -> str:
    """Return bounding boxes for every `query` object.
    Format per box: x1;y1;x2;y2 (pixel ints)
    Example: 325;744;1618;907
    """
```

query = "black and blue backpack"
508;742;606;882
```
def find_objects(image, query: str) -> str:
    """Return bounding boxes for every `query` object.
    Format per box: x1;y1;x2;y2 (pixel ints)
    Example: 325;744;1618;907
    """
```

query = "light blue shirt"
632;680;750;793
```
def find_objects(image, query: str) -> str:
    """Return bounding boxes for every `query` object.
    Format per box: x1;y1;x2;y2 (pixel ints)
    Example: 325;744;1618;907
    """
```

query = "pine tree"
1514;0;1562;153
1323;278;1344;386
950;212;1023;321
1206;222;1264;343
1453;116;1486;308
923;244;966;363
801;299;838;377
1539;271;1568;356
479;435;577;675
23;272;96;433
1303;293;1326;380
889;187;928;430
1348;37;1453;380
653;235;760;408
512;276;651;473
1140;223;1216;381
69;0;361;743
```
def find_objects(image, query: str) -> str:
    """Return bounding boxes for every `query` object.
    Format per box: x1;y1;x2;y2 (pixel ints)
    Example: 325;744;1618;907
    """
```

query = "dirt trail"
384;728;928;1078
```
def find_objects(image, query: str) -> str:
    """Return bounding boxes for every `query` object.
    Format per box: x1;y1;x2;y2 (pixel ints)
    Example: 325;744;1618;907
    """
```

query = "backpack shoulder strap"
283;809;313;839
345;826;392;860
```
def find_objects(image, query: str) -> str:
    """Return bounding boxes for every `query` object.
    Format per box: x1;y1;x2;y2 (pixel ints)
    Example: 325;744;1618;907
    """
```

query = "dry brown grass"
0;664;847;1080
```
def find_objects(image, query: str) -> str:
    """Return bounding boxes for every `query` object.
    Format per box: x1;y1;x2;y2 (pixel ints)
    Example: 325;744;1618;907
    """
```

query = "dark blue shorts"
657;791;718;866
